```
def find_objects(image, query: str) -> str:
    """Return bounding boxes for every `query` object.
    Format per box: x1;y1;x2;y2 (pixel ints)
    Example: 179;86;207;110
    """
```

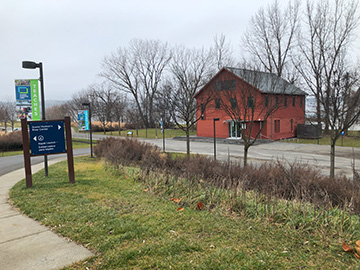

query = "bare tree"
243;0;300;79
0;103;4;128
213;34;235;70
0;101;17;133
295;0;331;126
89;82;122;134
112;94;127;136
154;81;174;128
68;87;98;131
327;66;360;177
7;102;17;131
297;0;360;177
100;39;172;128
46;104;72;120
169;46;214;156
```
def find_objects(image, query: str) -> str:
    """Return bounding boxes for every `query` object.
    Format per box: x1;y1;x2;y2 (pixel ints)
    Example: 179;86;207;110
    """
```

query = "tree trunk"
316;93;321;126
330;132;336;178
186;130;190;157
244;145;249;167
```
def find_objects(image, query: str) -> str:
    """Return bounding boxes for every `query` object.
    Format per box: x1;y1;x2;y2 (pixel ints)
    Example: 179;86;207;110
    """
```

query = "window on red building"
215;80;236;91
274;120;280;133
201;104;205;120
230;98;237;109
247;97;254;108
215;99;220;109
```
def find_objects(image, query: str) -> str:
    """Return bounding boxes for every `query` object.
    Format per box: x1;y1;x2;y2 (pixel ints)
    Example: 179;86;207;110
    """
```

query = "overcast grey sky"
1;0;359;102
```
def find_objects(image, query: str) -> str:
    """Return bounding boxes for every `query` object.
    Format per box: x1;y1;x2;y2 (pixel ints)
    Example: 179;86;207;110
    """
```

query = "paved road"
73;131;360;178
2;131;358;178
150;138;359;177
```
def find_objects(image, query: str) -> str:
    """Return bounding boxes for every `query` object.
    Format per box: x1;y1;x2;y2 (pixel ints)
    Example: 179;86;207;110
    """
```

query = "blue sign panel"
29;121;66;156
84;110;89;131
15;85;31;101
78;110;89;131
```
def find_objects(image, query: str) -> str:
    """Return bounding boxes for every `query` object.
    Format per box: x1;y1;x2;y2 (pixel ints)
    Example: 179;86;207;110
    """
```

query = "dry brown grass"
0;131;23;151
95;137;360;214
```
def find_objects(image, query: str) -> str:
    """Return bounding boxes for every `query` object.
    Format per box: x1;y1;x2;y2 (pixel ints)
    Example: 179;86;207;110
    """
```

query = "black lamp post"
22;61;48;176
213;118;220;160
82;102;93;158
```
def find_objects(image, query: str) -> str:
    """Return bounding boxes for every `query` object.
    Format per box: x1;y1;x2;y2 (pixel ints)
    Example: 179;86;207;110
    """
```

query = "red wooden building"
195;67;307;141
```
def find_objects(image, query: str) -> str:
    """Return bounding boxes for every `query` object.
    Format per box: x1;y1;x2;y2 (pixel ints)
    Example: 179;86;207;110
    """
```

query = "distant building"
194;67;307;140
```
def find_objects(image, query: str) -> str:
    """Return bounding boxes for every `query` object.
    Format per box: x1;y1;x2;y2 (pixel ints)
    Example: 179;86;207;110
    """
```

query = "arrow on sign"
58;125;61;130
33;136;37;141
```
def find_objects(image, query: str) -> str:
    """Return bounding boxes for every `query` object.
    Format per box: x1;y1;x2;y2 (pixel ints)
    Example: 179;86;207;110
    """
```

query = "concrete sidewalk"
0;159;93;270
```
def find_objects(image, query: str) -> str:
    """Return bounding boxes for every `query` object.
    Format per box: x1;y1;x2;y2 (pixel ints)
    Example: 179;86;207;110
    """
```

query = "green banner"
30;79;40;120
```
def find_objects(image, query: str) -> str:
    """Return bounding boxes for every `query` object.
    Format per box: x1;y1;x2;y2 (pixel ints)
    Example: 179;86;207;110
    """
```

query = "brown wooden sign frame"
21;116;75;188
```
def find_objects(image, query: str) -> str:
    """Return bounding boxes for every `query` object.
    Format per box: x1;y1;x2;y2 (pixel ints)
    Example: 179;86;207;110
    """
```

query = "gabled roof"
195;67;307;99
225;67;307;96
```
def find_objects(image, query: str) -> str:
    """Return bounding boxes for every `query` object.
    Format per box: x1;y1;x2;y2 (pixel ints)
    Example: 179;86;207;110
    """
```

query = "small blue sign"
15;85;31;101
29;121;66;156
78;110;89;131
160;120;164;133
84;110;89;131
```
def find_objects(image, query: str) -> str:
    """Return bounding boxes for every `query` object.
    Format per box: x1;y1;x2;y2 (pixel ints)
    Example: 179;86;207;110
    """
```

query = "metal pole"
39;62;48;176
213;118;219;160
214;119;216;160
162;119;165;153
89;104;93;158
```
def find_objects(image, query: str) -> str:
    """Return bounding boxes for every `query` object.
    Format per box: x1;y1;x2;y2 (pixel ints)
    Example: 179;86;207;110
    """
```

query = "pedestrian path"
0;159;93;270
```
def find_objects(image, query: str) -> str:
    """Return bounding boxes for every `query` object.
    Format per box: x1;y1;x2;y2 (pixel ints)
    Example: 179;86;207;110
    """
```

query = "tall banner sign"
15;79;40;120
78;110;89;131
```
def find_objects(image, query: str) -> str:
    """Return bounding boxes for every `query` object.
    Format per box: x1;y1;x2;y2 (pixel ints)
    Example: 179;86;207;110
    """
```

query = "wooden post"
65;117;75;183
21;118;32;188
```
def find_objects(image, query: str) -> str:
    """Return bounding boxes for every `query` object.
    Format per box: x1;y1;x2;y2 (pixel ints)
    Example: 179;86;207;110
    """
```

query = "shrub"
0;131;23;151
94;137;360;215
94;137;159;166
91;123;119;133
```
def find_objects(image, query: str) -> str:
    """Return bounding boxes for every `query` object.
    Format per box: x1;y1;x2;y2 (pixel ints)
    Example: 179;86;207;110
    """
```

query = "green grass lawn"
0;150;23;157
71;138;97;149
9;157;360;269
93;128;196;139
282;134;360;148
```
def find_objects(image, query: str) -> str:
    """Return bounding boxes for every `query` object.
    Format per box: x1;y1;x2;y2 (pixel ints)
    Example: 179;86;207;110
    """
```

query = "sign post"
21;118;32;188
21;117;75;188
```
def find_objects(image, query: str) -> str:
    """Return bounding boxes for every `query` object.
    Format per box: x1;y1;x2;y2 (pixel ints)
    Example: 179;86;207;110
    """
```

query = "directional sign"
29;121;66;156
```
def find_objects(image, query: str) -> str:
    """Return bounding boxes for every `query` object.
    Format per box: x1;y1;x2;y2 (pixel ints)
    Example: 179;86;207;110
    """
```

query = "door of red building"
229;121;245;139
